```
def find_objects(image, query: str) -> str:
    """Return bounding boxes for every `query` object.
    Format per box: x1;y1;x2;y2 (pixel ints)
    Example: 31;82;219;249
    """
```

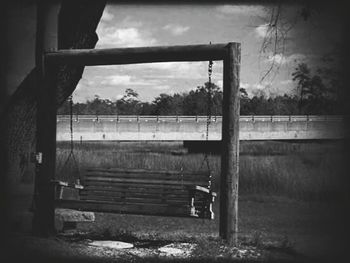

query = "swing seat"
54;167;216;219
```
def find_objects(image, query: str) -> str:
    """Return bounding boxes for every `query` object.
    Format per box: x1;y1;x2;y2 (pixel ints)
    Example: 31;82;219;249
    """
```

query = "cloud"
266;53;307;65
217;80;223;88
131;62;210;80
102;75;132;85
255;23;269;38
217;5;265;15
101;74;172;89
267;53;286;64
74;78;94;91
219;82;255;97
280;80;293;85
90;61;223;82
102;75;154;86
101;8;114;22
97;26;157;47
152;85;170;90
84;62;215;87
100;75;171;98
163;24;190;36
239;82;272;97
120;16;143;28
253;83;265;90
240;82;250;90
240;81;295;98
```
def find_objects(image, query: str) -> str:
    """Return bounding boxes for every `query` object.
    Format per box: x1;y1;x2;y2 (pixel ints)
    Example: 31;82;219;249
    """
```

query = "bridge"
56;115;345;141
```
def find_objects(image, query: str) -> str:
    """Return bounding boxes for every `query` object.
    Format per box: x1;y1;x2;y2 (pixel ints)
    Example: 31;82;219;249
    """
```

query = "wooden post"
32;1;59;236
219;42;241;245
32;63;57;236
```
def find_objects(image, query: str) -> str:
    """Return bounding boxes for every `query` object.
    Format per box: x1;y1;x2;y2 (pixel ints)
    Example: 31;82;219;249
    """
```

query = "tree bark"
219;43;241;245
0;0;105;234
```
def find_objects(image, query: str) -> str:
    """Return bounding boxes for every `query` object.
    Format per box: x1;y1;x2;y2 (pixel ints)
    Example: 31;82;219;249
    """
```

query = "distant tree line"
58;62;343;116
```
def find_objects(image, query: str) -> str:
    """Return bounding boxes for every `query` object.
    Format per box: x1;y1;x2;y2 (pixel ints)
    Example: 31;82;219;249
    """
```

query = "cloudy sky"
72;3;342;102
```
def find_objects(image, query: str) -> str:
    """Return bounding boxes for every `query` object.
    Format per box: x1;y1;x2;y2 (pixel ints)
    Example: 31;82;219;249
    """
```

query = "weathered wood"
80;192;207;204
81;189;191;197
80;189;208;198
50;42;243;221
85;167;211;176
84;173;209;182
82;187;209;195
80;195;207;206
83;176;207;186
56;199;197;218
85;171;210;179
80;196;193;204
219;43;241;245
32;1;58;236
193;185;217;195
82;181;189;190
82;184;189;192
80;195;193;205
57;167;216;219
45;44;227;66
33;64;58;236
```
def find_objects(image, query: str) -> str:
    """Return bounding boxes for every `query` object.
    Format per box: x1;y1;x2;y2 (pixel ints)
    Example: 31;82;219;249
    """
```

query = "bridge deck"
56;115;345;141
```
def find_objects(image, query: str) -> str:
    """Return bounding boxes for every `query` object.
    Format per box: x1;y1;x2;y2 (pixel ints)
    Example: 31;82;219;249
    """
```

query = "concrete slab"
55;208;95;232
89;240;134;249
55;208;95;222
158;243;196;257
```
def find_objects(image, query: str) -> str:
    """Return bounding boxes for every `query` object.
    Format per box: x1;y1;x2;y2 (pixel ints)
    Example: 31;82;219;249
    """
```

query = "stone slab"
55;208;95;232
55;208;95;222
158;243;196;257
89;240;134;249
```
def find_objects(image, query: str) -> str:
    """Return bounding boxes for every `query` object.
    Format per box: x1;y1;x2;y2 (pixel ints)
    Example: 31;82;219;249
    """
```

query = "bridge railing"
56;115;344;123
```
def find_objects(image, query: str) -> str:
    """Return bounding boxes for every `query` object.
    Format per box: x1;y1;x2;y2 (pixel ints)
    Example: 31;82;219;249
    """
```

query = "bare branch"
258;2;300;84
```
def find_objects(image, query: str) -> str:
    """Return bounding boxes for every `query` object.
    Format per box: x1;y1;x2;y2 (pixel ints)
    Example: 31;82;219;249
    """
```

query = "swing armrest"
51;180;69;187
51;180;83;201
51;180;84;189
51;180;68;200
191;185;217;197
72;183;84;190
189;186;216;220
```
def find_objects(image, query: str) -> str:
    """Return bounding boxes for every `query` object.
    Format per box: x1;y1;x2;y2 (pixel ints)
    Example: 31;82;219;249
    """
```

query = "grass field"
56;140;345;200
52;140;348;262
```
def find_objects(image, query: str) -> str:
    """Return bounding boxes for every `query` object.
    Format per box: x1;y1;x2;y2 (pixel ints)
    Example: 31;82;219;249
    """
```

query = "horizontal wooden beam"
85;167;210;175
45;43;232;66
56;199;194;218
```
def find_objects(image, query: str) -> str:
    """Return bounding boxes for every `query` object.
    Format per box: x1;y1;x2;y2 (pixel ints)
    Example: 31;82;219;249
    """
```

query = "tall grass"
56;141;344;201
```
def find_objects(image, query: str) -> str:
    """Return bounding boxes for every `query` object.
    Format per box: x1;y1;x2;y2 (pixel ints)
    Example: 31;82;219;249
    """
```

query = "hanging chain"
69;95;74;154
199;55;214;189
206;60;213;142
69;95;81;183
205;59;213;187
57;95;81;184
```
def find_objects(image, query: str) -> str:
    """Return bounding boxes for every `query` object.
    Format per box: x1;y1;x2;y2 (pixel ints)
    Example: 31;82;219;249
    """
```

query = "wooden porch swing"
52;56;217;219
36;43;240;243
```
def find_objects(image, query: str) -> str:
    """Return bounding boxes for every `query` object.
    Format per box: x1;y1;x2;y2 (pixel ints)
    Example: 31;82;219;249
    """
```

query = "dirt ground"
3;141;348;262
2;195;349;263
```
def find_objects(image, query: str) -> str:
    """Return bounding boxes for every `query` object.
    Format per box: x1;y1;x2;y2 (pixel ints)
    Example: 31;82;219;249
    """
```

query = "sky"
72;3;342;103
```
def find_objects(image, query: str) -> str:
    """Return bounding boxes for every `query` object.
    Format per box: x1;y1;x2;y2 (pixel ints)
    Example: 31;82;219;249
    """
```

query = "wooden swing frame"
34;43;240;244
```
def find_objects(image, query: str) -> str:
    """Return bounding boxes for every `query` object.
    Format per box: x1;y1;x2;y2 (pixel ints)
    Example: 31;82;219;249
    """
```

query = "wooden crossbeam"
45;44;228;66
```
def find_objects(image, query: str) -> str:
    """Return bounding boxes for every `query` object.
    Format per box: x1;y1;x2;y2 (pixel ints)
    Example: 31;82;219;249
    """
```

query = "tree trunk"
0;0;105;234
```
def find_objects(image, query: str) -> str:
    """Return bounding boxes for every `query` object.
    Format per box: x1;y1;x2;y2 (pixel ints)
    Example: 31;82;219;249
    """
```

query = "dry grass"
56;140;344;201
52;140;347;262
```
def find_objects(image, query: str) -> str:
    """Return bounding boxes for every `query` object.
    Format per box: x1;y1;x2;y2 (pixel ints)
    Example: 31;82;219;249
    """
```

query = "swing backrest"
77;167;213;217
